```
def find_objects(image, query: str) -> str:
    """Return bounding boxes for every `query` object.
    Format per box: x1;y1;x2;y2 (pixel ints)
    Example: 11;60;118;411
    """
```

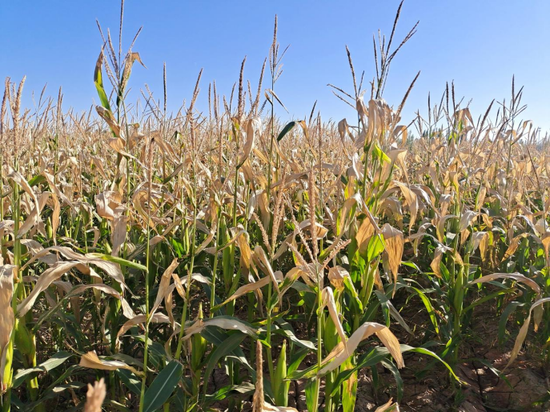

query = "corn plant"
0;1;549;411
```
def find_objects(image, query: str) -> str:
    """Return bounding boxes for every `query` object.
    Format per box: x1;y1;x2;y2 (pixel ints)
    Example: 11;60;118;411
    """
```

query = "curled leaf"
328;266;350;291
319;322;403;375
80;351;141;376
151;259;179;318
238;117;261;168
17;262;81;317
506;297;550;368
216;276;271;309
183;317;258;340
321;287;347;343
470;272;540;296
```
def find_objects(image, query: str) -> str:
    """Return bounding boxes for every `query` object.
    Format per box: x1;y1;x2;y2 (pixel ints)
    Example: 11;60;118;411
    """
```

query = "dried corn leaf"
328;266;350;291
470;272;540;295
183;318;257;340
171;273;211;300
238;117;261;167
95;192;123;220
48;280;133;319
51;192;61;241
321;287;347;343
253;246;281;295
388;149;408;182
236;230;253;272
501;233;528;263
355;218;376;255
470;231;488;254
96;106;121;137
20;246;128;292
17;261;82;317
151;259;179;317
394;181;418;229
338;118;350;142
506;297;550;368
430;245;448;279
116;313;171;345
111;213;128;257
42;171;73;206
9;169;43;238
80;351;140;376
381;224;404;293
475;186;487;211
375;398;400;412
284;266;315;287
459;210;478;232
319;321;403;375
218;276;271;308
393;124;408;146
337;193;362;235
259;404;299;411
542;234;550;269
0;265;15;390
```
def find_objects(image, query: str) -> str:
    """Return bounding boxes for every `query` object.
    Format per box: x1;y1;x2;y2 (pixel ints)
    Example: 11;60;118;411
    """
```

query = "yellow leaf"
381;224;404;294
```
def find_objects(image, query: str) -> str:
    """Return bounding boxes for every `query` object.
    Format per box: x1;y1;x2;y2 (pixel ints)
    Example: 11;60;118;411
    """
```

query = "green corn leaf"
94;50;112;111
381;358;403;401
205;382;255;402
411;287;439;335
116;369;141;396
43;364;81;393
366;234;385;262
14;320;34;356
203;333;246;396
287;362;319;380
498;301;524;344
143;361;183;412
28;174;46;187
305;377;319;412
334;344;463;393
274;319;316;351
13;352;73;388
469;358;512;389
399;345;462;383
341;357;358;412
277;121;296;141
288;348;309;375
273;340;288;406
87;253;148;272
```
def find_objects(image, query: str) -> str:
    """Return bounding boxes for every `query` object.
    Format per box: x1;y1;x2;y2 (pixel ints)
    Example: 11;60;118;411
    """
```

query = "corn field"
1;2;549;411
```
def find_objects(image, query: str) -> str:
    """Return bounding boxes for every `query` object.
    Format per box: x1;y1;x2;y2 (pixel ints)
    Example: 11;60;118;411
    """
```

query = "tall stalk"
138;135;154;412
265;16;288;205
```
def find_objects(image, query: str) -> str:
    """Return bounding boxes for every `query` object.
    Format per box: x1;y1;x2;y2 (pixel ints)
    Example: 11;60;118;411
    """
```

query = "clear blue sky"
2;1;550;133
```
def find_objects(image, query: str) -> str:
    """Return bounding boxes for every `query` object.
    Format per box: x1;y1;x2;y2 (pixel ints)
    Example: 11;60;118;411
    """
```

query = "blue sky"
2;1;550;133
